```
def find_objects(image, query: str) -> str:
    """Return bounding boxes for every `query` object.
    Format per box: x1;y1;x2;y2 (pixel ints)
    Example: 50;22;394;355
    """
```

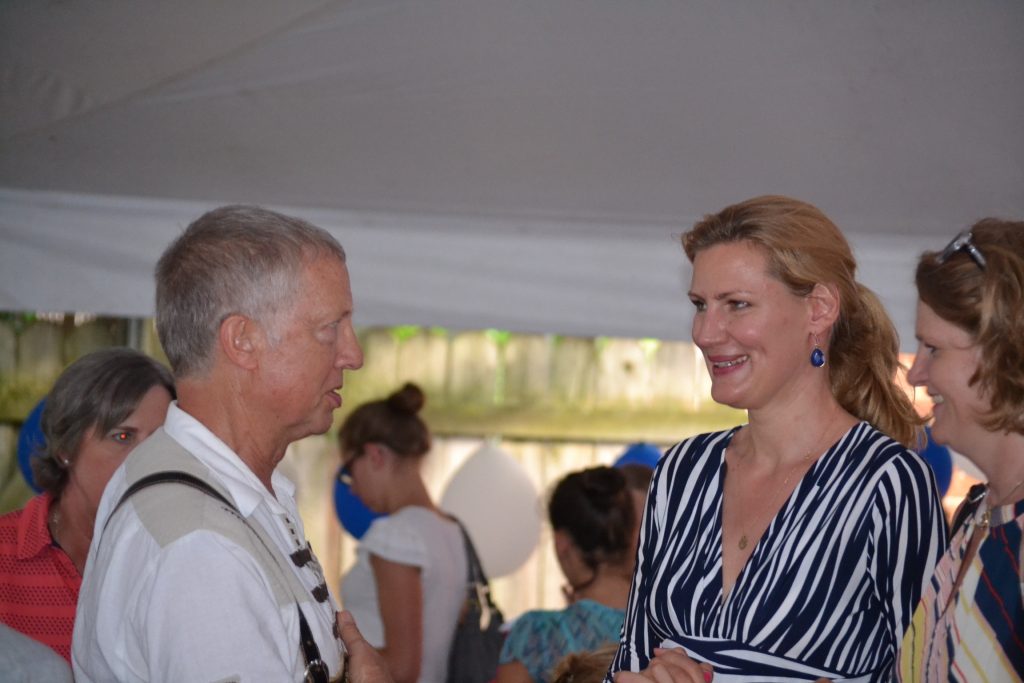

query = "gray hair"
155;205;347;377
33;348;175;497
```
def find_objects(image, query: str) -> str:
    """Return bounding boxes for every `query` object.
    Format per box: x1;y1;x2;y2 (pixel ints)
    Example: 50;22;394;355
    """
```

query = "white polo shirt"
72;402;343;682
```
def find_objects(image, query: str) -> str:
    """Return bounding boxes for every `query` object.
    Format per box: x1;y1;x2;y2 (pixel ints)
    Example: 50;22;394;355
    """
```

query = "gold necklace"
48;505;62;548
737;456;810;550
734;426;831;551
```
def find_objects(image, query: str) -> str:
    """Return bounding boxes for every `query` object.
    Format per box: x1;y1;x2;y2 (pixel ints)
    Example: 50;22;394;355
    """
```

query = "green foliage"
484;329;511;347
390;325;422;343
0;312;38;336
639;337;660;360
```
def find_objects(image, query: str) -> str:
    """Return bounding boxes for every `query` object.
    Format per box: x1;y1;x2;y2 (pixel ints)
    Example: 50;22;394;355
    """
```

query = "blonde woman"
608;196;946;682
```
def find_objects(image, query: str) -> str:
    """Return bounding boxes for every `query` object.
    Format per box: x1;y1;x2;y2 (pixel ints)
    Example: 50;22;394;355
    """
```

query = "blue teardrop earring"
810;334;826;368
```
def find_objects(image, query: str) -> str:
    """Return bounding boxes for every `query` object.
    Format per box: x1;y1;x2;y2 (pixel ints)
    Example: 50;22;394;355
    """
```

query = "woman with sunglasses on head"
607;196;947;683
338;382;467;683
898;219;1024;682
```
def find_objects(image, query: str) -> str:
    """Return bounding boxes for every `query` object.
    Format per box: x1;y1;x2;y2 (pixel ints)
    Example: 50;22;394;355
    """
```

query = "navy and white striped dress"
608;422;946;683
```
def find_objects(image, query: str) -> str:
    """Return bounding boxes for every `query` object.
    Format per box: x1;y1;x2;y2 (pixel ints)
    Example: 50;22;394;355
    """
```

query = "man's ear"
218;314;260;370
807;282;841;335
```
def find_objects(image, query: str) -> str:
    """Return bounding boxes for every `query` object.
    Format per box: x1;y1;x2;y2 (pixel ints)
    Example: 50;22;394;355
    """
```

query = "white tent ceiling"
1;1;1022;348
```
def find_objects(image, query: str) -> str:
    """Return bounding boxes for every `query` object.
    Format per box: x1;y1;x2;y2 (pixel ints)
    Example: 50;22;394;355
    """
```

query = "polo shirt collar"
162;402;296;517
16;493;56;561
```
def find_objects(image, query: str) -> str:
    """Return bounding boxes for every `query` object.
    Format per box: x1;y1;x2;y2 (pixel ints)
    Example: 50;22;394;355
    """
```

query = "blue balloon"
17;398;47;493
333;468;386;539
613;442;662;469
917;426;953;497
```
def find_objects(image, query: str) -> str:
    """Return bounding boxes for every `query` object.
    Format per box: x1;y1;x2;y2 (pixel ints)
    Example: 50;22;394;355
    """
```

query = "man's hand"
337;610;392;683
614;648;712;683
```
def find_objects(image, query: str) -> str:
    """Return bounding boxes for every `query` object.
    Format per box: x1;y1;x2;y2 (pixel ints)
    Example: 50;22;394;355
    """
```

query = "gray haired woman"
0;347;174;662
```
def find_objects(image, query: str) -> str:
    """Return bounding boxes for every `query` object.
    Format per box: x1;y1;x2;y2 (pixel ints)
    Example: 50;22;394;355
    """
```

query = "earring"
810;335;826;368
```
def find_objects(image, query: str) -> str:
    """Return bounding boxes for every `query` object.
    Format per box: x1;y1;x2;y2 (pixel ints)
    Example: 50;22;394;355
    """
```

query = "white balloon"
441;443;541;578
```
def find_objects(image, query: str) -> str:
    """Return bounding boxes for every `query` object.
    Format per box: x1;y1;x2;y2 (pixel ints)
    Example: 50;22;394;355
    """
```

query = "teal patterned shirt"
499;599;625;683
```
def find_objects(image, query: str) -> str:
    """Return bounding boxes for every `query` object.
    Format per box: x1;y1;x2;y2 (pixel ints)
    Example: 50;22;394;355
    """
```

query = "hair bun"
579;467;626;504
548;466;633;569
386;382;425;415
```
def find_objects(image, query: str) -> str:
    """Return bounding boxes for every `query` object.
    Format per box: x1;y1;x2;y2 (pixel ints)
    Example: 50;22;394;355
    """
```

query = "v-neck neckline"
716;422;859;605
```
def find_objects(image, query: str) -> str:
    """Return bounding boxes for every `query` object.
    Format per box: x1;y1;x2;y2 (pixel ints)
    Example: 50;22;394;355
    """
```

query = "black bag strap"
454;518;489;586
950;482;988;537
106;470;329;683
449;516;501;615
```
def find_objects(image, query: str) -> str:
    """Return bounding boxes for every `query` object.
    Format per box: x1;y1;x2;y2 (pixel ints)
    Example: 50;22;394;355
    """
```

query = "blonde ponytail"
829;284;922;447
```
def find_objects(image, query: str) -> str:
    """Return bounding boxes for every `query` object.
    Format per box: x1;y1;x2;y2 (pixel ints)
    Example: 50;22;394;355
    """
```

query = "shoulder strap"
950;483;988;537
105;469;329;683
448;516;488;584
106;471;233;532
449;516;502;616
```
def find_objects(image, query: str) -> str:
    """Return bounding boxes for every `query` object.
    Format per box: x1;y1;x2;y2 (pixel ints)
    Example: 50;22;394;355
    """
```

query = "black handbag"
446;518;505;683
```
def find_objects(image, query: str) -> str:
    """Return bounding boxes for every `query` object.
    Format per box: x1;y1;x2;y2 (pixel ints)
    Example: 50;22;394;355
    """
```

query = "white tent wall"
2;1;1023;348
1;188;927;347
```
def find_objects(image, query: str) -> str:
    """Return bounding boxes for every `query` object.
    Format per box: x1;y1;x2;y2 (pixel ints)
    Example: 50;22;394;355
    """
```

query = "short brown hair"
550;645;619;683
916;218;1024;434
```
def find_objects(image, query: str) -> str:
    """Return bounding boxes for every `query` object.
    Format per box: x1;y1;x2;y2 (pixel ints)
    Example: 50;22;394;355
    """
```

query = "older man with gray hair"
73;206;385;682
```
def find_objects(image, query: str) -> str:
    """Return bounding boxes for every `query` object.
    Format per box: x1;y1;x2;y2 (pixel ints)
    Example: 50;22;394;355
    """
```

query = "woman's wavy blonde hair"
682;195;922;447
916;218;1024;435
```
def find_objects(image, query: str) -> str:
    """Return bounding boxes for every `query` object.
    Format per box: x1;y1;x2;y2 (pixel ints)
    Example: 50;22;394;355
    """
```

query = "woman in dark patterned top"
607;196;947;683
898;219;1024;681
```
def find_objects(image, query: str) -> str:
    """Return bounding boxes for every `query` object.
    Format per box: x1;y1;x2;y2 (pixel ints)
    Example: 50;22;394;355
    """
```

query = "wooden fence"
0;313;739;617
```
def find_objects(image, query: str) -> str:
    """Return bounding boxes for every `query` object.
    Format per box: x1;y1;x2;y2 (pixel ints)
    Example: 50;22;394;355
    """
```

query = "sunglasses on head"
937;230;986;270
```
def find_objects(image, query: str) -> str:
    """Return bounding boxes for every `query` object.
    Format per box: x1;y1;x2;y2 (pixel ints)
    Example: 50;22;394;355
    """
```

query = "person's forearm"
376;646;420;683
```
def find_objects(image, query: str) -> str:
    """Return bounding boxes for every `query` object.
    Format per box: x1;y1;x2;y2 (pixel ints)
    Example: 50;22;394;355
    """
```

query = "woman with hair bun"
339;383;467;683
497;465;636;683
898;219;1024;681
608;196;946;682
